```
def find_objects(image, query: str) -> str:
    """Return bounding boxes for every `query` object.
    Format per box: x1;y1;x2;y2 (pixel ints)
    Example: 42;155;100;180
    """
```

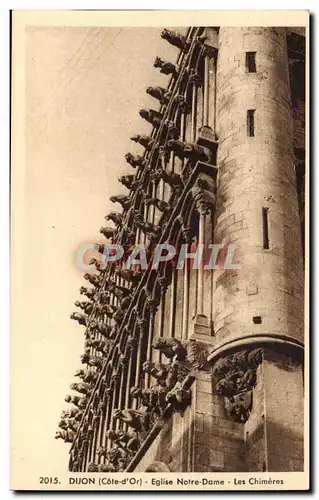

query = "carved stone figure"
125;153;146;169
173;94;190;113
74;300;94;315
113;408;149;437
154;56;177;76
164;120;180;139
115;267;142;284
133;210;160;239
104;429;139;453
131;385;168;409
105;212;123;227
152;337;187;361
100;226;115;239
107;281;131;299
118;174;138;190
83;273;100;287
212;348;263;422
64;394;87;409
146;86;171;104
80;353;103;370
166;139;208;161
89;319;112;338
85;338;113;354
55;429;75;443
113;309;125;325
70;382;91;395
139;108;163;128
79;286;96;300
120;296;131;309
70;312;88;326
150;168;183;189
143;194;171;212
61;407;83;420
96;303;117;318
90;257;105;272
131;134;154;150
110;194;132;211
166;387;191;412
143;361;177;390
74;369;98;384
87;462;116;472
161;29;188;50
58;418;79;433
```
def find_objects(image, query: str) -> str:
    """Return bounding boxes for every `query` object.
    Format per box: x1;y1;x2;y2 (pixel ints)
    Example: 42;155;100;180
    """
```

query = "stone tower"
58;26;305;473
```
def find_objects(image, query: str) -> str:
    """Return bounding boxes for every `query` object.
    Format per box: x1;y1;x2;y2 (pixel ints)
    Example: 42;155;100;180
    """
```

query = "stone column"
208;27;304;471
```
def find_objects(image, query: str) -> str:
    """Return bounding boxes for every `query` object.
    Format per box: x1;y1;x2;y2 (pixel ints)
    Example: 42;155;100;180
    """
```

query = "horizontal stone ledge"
207;333;304;364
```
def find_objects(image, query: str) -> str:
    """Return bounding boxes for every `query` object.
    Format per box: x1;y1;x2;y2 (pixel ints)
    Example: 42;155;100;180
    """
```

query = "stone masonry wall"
213;27;304;347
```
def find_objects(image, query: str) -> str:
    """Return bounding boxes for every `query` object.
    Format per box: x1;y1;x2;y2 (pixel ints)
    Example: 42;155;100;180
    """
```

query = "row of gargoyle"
98;28;211;244
59;28;210;455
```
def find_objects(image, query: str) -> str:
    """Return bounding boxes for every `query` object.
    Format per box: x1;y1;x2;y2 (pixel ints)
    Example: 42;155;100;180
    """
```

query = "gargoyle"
61;407;83;420
58;418;79;433
83;273;100;287
173;94;190;113
166;139;208;161
87;462;116;472
150;168;183;189
131;134;154;151
85;338;113;354
105;212;123;227
112;309;125;325
115;267;142;284
164;120;180;139
139;108;163;128
80;353;103;370
104;429;139;453
161;29;188;50
133;210;161;239
55;429;75;443
131;385;167;409
70;382;91;395
89;319;112;338
212;348;263;402
125;153;146;169
152;337;187;361
146;86;171;104
143;194;171;212
105;447;129;472
110;195;132;211
229;402;251;423
74;300;93;315
96;303;117;318
64;394;87;409
165;387;191;412
88;257;104;272
143;361;174;388
183;338;210;370
100;226;115;239
113;408;149;437
118;174;138;190
120;296;130;309
74;369;98;384
154;56;178;76
79;286;96;300
106;281;131;299
70;312;88;326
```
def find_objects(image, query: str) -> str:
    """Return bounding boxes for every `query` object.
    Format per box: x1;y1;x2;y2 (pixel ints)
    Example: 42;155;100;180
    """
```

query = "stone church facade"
56;26;306;473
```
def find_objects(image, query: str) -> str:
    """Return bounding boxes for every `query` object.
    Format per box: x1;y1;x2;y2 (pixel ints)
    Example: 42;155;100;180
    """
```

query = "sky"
12;25;178;481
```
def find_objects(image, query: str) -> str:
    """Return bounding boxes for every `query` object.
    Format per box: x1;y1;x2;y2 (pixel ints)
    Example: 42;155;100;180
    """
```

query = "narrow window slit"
246;52;256;73
262;207;270;249
247;109;255;137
